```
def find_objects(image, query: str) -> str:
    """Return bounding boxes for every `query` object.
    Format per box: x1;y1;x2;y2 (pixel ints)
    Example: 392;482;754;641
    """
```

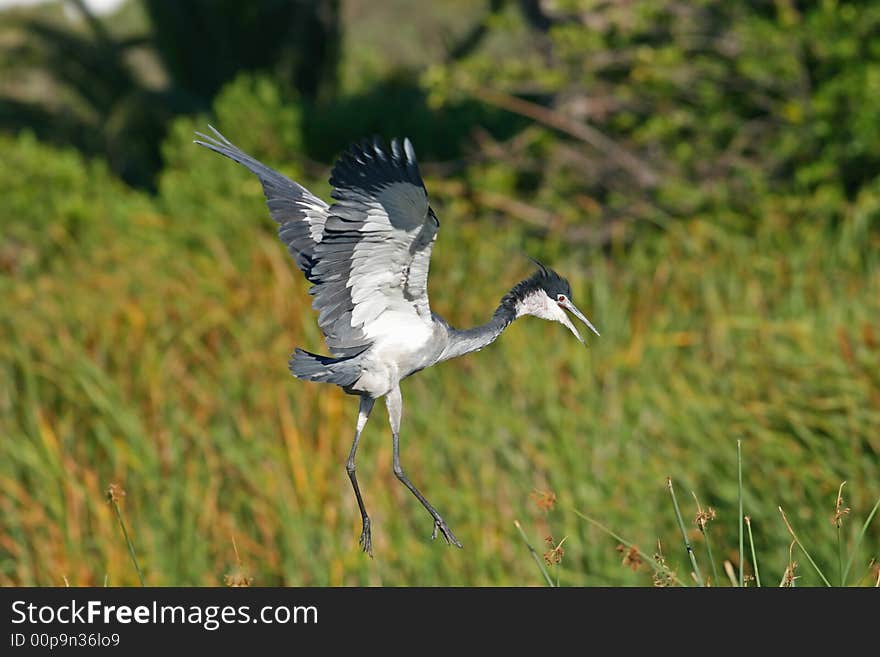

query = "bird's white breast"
350;311;436;397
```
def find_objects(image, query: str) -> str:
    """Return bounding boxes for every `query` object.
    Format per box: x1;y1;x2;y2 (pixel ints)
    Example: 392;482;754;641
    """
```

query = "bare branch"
472;88;659;187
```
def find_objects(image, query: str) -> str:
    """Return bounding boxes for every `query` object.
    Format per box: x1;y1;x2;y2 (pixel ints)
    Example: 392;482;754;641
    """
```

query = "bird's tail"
289;348;365;388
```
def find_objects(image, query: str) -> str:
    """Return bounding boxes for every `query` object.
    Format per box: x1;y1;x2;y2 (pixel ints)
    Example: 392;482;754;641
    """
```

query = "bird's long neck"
439;295;520;362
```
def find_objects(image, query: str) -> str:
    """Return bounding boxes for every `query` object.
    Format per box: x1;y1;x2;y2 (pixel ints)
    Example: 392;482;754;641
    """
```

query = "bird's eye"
557;294;566;303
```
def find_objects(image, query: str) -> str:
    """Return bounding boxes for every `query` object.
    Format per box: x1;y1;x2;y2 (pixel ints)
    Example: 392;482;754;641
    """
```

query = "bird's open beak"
559;298;601;343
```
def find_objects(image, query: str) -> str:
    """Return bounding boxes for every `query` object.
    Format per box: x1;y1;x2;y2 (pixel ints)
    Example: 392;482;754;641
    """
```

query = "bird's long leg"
385;385;462;548
347;395;376;556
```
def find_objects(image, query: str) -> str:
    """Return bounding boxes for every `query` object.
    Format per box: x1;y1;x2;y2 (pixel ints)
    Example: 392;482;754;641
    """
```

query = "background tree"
0;0;341;188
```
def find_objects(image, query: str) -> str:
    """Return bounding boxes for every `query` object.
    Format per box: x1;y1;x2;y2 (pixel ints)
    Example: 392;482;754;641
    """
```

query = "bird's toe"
432;519;462;548
359;518;373;558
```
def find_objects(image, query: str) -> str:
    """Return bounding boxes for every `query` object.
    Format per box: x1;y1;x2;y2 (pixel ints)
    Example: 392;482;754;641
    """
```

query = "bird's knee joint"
392;464;405;479
346;461;356;475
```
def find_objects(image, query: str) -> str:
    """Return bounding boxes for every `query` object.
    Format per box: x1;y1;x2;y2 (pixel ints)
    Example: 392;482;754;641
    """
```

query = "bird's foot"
431;518;463;548
359;517;373;558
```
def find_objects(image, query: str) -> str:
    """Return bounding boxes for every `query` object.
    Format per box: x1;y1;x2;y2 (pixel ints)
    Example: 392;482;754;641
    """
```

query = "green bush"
156;74;309;260
424;1;880;233
0;132;151;277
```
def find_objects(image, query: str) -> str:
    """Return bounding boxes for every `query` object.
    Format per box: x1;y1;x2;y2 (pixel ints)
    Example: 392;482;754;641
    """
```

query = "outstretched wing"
310;137;439;357
194;126;329;274
195;128;439;358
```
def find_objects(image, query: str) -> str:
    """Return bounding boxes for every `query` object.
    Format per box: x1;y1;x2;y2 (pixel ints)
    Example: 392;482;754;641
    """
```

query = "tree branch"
472;87;659;187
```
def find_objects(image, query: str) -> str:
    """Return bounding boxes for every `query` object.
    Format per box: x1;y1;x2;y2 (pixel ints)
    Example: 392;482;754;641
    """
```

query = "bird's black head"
502;262;570;307
501;261;600;343
532;262;572;301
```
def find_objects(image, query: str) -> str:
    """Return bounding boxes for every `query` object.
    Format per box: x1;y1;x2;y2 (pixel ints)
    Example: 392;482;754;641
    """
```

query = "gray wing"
194;126;329;275
310;137;439;357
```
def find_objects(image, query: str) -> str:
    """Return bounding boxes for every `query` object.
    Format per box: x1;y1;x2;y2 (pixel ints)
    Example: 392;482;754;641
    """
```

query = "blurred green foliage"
1;0;879;586
425;0;880;234
0;0;340;188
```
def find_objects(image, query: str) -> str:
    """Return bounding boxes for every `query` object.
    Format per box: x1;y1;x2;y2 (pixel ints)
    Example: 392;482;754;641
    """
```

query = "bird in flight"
195;127;600;555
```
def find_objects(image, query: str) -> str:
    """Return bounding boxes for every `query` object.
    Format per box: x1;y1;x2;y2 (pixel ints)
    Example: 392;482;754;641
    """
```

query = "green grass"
1;133;879;586
106;483;144;586
568;446;880;587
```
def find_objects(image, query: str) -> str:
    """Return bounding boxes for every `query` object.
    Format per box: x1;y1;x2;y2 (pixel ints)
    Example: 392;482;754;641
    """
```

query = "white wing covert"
196;129;439;359
310;137;439;357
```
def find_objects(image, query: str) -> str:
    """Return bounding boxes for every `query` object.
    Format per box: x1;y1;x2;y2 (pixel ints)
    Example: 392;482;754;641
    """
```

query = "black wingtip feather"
329;135;425;195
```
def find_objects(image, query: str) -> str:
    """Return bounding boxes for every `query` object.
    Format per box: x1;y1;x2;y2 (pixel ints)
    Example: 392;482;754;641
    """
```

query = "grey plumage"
194;126;328;275
290;348;367;388
195;126;600;555
437;304;516;363
309;137;438;359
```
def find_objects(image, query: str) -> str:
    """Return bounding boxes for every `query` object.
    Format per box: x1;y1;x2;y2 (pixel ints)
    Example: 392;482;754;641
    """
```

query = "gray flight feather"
194;126;329;275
